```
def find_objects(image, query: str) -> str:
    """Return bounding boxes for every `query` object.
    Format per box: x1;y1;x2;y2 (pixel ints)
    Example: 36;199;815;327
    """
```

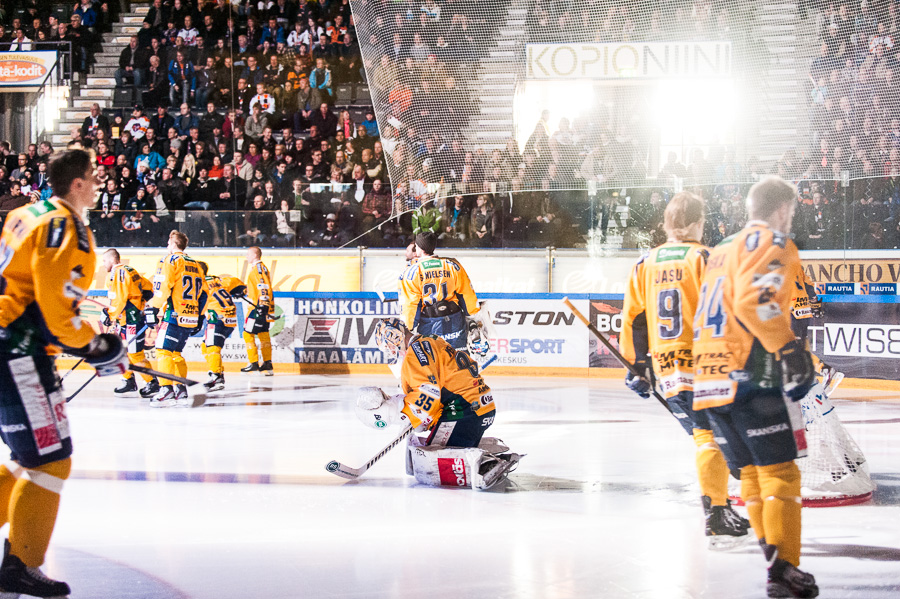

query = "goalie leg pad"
408;445;484;488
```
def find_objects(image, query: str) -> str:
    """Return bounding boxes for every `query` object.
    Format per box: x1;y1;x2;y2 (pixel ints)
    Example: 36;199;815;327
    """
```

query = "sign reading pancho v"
0;52;56;86
526;42;732;79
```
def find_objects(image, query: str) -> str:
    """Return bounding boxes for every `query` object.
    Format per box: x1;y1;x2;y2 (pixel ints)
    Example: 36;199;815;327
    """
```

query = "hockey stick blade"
129;365;207;407
325;424;414;479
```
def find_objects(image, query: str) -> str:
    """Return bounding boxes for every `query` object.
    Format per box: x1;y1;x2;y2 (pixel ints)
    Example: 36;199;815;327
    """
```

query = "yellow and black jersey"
150;251;209;326
205;275;243;325
620;241;708;398
790;265;817;320
106;263;152;324
246;261;274;313
693;222;800;410
398;255;480;330
0;198;96;354
399;335;495;430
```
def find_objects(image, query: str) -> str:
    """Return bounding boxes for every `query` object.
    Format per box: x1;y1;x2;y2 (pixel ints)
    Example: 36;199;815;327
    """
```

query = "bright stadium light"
652;78;738;163
513;80;596;151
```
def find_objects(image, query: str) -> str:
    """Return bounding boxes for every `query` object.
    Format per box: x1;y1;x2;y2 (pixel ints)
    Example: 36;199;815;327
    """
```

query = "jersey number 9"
657;288;682;340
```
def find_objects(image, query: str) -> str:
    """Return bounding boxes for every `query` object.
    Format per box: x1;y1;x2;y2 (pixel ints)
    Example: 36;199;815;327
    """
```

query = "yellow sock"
206;346;223;374
0;463;21;527
9;458;71;567
758;461;803;566
128;351;154;383
243;331;259;363
693;428;729;506
157;349;174;387
173;353;187;378
741;465;765;541
259;331;272;362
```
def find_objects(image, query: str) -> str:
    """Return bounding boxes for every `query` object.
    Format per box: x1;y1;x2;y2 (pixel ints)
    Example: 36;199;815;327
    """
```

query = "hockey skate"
241;362;260;373
767;558;819;598
0;539;70;598
113;377;137;395
148;386;177;408
139;379;160;399
472;453;521;491
173;385;190;407
203;372;225;392
704;496;751;550
259;361;274;376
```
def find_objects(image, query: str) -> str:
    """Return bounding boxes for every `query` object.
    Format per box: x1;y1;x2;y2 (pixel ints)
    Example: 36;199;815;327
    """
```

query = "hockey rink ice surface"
38;372;900;598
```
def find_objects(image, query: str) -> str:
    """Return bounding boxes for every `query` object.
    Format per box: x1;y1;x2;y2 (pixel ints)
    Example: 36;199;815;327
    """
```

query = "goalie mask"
375;318;408;368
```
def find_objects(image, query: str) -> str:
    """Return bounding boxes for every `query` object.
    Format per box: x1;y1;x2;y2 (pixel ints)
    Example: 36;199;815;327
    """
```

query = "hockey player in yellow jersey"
355;318;519;490
397;232;490;358
0;149;128;597
693;177;818;598
198;262;246;391
145;230;208;407
102;248;160;398
241;246;275;375
620;192;749;547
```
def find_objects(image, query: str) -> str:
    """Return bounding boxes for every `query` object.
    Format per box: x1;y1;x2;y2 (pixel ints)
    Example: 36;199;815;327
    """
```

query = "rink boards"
76;291;900;383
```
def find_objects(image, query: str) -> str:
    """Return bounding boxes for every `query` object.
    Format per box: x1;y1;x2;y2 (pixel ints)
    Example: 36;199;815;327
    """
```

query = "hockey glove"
355;386;402;429
141;289;154;302
230;286;247;299
143;305;159;327
808;294;824;318
466;320;490;357
191;315;206;337
75;333;129;377
625;361;652;399
780;339;815;401
101;308;113;328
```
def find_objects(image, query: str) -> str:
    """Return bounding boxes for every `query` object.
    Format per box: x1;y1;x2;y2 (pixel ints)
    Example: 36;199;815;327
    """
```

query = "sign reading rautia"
526;42;732;79
0;52;55;86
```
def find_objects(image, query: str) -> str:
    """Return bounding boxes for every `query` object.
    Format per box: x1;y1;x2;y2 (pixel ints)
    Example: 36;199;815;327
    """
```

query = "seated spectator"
134;143;165;175
238;194;274;246
309;57;333;107
195;56;217;109
245;104;270;140
249;82;276;115
440;194;469;245
272;199;300;246
169;50;196;106
0;181;27;211
116;36;148;97
469;194;494;247
81;103;110;140
142;55;169;109
309;213;344;247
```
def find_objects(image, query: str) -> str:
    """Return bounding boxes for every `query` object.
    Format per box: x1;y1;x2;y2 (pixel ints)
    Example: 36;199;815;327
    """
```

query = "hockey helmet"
374;318;408;365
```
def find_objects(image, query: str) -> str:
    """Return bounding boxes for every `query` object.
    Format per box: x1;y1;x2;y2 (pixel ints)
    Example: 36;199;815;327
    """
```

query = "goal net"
729;382;875;507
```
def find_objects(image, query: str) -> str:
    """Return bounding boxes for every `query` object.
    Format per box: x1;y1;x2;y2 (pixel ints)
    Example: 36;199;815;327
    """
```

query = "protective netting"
349;0;900;195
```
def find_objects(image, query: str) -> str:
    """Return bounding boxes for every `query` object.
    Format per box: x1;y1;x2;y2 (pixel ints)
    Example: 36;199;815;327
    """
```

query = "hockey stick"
129;365;208;406
66;372;97;402
239;296;284;320
562;297;674;416
325;353;499;479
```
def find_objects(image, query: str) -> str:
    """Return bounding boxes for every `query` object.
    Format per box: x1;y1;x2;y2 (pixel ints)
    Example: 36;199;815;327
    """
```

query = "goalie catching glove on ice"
354;318;521;490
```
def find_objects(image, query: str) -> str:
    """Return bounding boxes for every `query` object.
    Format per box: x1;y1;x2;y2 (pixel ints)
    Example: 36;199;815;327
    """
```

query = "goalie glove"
466;320;489;357
355;386;404;429
624;360;653;399
780;339;815;401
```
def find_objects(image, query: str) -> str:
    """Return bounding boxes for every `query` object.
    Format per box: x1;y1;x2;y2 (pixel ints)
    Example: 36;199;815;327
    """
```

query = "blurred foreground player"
355;319;519;490
241;246;275;375
0;149;128;597
397;232;490;359
145;231;208;407
198;262;246;391
789;266;843;396
102;248;159;397
620;192;749;548
694;176;818;598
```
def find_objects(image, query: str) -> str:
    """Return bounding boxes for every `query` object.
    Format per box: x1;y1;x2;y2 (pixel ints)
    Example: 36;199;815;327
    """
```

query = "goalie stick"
324;354;498;480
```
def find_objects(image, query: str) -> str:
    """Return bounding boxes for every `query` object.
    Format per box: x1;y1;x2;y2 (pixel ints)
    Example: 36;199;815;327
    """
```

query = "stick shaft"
66;372;97;402
130;365;200;387
562;297;674;414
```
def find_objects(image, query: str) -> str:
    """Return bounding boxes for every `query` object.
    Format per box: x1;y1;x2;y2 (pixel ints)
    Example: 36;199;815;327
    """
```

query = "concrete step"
73;98;110;108
477;119;514;126
91;66;118;76
759;14;797;20
489;50;517;58
761;3;798;9
480;95;514;103
497;39;519;47
480;106;512;114
482;84;515;91
474;130;512;138
86;76;116;87
95;55;121;66
51;133;71;145
499;29;525;37
62;109;91;120
122;16;145;24
762;36;797;42
80;87;114;98
113;25;142;34
760;25;796;31
101;34;134;44
479;72;516;80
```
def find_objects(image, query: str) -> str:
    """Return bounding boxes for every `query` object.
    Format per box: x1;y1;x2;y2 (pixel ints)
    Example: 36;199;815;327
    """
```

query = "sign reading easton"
526;42;732;79
0;52;55;86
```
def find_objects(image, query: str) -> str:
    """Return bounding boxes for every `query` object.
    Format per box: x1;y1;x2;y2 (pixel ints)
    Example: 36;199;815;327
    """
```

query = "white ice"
35;371;900;598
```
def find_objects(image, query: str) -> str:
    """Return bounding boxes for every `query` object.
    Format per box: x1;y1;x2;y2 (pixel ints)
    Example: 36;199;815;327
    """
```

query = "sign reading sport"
0;52;56;86
526;42;732;79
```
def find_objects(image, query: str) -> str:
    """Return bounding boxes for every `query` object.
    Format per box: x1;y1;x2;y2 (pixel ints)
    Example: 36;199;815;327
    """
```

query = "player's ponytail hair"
663;192;705;241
